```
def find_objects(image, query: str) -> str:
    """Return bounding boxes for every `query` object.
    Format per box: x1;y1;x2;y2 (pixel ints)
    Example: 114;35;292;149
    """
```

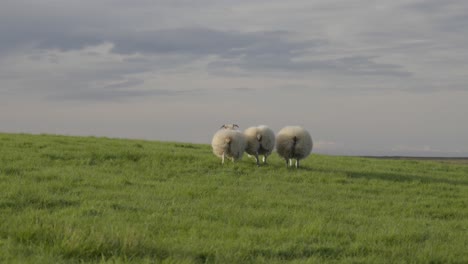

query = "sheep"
211;124;247;164
244;125;276;166
276;126;313;168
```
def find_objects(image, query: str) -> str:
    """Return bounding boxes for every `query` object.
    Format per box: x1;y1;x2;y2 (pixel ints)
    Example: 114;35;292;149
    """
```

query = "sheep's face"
220;124;239;130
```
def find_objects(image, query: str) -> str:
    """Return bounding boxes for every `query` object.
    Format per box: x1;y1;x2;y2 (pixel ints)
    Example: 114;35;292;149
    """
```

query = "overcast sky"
1;0;467;156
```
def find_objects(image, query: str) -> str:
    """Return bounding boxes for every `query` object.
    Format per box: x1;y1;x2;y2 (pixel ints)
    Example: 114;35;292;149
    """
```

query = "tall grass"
0;133;467;263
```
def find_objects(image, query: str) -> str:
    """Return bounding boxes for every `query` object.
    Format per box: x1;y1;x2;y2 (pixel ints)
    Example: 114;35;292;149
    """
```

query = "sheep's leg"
222;152;225;164
262;155;267;164
255;153;260;166
295;159;299;168
285;159;289;167
289;159;293;167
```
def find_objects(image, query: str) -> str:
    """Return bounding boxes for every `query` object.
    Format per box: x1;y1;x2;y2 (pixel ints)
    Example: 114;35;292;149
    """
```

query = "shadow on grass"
304;166;468;186
250;246;341;261
0;198;80;210
208;156;468;186
345;170;468;186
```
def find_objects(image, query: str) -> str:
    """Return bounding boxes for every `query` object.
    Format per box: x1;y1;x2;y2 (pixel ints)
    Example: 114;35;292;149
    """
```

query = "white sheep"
244;125;275;166
211;124;246;164
276;126;313;168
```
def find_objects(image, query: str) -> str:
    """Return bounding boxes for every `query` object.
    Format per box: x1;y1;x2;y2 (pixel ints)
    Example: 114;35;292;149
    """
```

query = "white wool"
244;125;275;165
211;127;246;164
276;126;313;168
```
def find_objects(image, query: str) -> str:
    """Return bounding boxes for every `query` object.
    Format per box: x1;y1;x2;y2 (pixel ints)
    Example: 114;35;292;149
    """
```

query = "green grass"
0;133;467;263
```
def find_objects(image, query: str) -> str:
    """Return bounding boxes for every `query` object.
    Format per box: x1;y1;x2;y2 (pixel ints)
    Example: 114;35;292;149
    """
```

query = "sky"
1;0;467;156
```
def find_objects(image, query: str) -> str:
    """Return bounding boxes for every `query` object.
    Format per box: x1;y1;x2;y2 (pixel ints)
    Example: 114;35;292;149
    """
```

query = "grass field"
1;133;467;263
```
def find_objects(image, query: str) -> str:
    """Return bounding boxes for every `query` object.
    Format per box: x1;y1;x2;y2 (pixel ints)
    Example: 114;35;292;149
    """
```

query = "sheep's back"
243;127;260;155
276;132;294;159
276;126;313;159
294;134;313;159
211;130;246;159
230;132;247;160
257;125;275;154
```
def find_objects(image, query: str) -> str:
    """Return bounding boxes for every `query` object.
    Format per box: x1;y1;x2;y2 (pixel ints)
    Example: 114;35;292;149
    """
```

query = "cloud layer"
2;0;468;99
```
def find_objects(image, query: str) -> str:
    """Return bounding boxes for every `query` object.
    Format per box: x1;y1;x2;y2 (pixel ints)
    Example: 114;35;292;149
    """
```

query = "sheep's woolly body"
211;129;246;164
276;126;313;168
244;125;275;165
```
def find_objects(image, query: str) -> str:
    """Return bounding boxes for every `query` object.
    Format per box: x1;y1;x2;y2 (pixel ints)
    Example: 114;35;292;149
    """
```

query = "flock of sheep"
211;124;313;168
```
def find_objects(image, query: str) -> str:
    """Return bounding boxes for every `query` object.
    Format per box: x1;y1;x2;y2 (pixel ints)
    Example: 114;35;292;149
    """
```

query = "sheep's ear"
233;124;239;129
220;124;226;129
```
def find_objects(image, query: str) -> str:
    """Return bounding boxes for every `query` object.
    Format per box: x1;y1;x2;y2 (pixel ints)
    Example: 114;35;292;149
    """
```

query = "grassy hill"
1;133;467;263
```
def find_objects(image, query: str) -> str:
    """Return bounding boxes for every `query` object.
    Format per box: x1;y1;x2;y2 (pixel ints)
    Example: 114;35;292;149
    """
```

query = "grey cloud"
0;1;105;54
1;0;466;102
0;19;104;54
109;28;335;74
50;86;205;102
0;0;411;80
438;13;468;34
230;87;256;92
404;0;468;33
209;55;411;77
0;1;322;60
100;79;144;90
1;11;329;73
108;29;337;78
36;32;103;52
110;28;255;55
2;2;308;57
405;0;466;12
332;56;411;77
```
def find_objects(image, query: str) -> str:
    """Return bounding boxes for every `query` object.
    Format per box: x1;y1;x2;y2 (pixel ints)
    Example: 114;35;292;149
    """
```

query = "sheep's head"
220;124;239;130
